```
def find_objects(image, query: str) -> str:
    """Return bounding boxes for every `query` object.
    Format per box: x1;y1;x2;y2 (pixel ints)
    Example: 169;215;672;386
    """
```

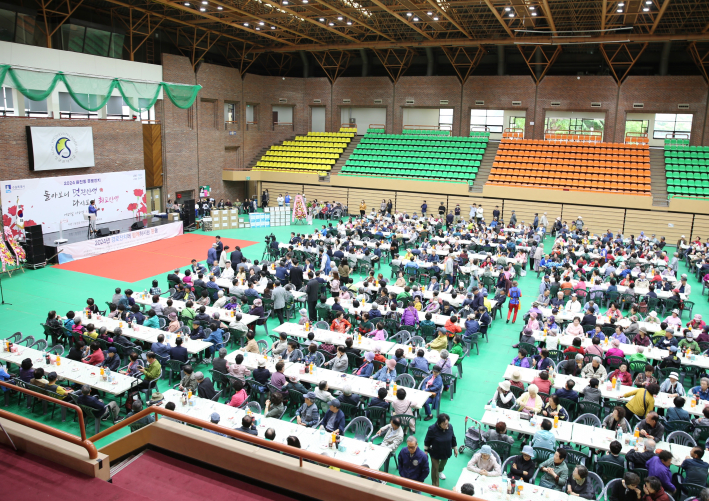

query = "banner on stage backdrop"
57;221;183;264
2;170;146;237
27;126;95;171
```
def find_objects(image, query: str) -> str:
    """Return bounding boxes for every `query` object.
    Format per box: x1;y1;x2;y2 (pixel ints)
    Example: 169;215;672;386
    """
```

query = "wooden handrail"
89;406;483;501
0;380;97;460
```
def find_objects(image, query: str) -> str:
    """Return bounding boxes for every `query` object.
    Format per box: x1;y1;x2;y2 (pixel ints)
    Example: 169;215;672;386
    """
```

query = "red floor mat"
112;450;298;501
53;234;257;283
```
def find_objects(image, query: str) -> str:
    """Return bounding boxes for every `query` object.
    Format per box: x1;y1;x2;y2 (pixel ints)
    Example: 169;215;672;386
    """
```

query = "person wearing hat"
687;314;705;331
202;412;227;437
296;392;320;427
678;275;691;297
467;444;501;476
371;358;398;383
320;399;346;434
510;445;536;483
655;327;679;350
645;311;660;325
250;358;270;392
696;325;709;343
665;309;682;329
633;327;652;348
421;366;444;421
679;330;701;354
490;381;516;410
374;417;404;455
355;352;376;377
98;347;121;371
510;369;525;390
659;346;682;369
427;328;449;352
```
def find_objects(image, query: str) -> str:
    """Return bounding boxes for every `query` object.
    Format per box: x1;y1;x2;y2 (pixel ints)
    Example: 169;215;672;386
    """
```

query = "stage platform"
42;216;181;264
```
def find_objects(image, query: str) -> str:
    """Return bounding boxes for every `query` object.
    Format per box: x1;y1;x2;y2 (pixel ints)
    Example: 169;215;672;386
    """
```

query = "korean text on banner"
57;221;184;263
2;170;147;237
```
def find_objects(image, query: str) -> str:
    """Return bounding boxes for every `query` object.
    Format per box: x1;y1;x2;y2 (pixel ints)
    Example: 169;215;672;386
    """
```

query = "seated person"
566;465;595;500
466;444;501;476
609;472;642;501
509;445;536;483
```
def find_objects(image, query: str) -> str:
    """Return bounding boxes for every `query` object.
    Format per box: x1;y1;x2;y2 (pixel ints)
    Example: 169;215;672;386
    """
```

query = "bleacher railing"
502;128;524;140
402;124;451;136
543;130;603;143
624;132;649;145
664;134;690;148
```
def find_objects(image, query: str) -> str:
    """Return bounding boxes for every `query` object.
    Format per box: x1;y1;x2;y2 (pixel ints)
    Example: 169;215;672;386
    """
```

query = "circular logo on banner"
51;132;78;163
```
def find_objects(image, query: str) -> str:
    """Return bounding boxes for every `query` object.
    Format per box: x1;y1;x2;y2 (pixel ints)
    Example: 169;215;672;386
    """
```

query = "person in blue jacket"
320;399;346;434
398;436;430;493
355;352;375;377
421;365;443;420
203;322;224;361
371;358;398;383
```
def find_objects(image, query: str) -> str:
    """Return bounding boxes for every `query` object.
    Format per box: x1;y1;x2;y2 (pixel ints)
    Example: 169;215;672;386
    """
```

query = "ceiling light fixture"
200;7;205;11
645;0;651;3
256;27;260;29
617;8;623;12
319;17;324;21
346;20;352;24
201;1;207;4
217;5;222;9
271;26;276;29
618;2;625;6
433;16;439;20
406;12;412;16
529;5;535;9
282;0;288;4
244;22;249;26
184;2;190;5
302;0;307;3
259;21;264;25
427;11;432;15
413;17;419;21
642;7;649;10
531;11;537;15
329;22;334;25
508;12;514;17
337;16;342;20
505;6;511;10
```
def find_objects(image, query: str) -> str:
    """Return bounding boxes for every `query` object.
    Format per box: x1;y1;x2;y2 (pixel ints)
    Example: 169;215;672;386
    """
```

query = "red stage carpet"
0;443;152;501
112;450;299;501
54;234;257;282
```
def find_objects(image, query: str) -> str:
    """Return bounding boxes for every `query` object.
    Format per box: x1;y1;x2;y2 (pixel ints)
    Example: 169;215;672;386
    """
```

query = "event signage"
26;126;96;171
2;170;147;236
57;220;183;264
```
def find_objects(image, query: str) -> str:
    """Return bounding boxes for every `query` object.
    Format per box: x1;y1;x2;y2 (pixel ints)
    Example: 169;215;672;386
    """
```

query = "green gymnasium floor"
0;221;703;492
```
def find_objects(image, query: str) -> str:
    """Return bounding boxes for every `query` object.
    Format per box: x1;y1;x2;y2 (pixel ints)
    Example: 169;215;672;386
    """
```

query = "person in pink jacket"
227;378;248;408
371;322;388;341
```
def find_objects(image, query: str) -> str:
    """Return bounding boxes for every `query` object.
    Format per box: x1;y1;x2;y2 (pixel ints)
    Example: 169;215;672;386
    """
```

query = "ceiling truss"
441;46;485;83
373;48;415;83
599;42;649;84
310;50;352;83
518;44;563;84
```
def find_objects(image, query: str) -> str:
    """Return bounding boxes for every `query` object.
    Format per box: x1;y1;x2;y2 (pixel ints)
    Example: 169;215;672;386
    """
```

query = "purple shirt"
270;371;287;389
647;455;675;493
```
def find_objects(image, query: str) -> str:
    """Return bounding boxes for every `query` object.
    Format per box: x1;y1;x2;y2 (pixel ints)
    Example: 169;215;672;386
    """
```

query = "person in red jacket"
642;477;670;501
82;342;105;366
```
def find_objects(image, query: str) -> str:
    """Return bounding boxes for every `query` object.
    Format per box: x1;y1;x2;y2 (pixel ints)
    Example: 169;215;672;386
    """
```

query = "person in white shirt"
277;194;284;207
221;261;235;280
476;205;484;223
213;290;228;309
565;294;582;314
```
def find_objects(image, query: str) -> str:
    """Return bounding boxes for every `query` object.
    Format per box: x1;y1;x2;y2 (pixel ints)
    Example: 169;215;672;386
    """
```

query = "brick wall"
462;76;536;137
619;76;708;145
534;76;619;141
0;118;144;214
332;77;394;132
394;76;462;134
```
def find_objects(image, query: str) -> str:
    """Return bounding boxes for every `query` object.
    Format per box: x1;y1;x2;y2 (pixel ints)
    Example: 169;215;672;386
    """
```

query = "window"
83;27;111;56
653;113;692;139
625;120;649;135
470;109;503;133
61;24;85;52
108;33;124;59
508;116;525;130
439;108;453;131
0;9;16;42
225;103;236;122
0;87;13;115
544;117;605;137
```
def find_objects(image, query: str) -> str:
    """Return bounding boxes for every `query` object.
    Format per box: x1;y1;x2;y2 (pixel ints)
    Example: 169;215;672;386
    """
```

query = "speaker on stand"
130;221;144;231
22;224;47;269
182;199;196;231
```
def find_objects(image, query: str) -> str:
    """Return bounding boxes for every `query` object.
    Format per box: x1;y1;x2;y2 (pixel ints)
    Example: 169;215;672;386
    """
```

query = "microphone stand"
0;275;10;305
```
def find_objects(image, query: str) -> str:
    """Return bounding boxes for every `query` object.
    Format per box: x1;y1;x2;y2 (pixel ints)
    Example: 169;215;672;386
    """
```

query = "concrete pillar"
46;90;60;119
11;88;26;116
97;105;107;119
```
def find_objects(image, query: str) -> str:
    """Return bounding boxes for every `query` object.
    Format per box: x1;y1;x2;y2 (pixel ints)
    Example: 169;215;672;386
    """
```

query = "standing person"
454;204;461;223
359;200;366;218
261;189;269;209
476;204;484;224
438;201;446;217
398;436;430;493
541;212;548;233
507;280;521;324
421;200;427;217
88;199;98;235
277;194;284;207
305;272;320;321
284;192;291;206
272;280;287;325
424;413;458;487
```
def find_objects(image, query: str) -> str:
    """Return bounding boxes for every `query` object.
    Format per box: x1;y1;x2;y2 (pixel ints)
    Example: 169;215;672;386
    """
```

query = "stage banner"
2;170;147;237
27;126;96;171
57;221;183;264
